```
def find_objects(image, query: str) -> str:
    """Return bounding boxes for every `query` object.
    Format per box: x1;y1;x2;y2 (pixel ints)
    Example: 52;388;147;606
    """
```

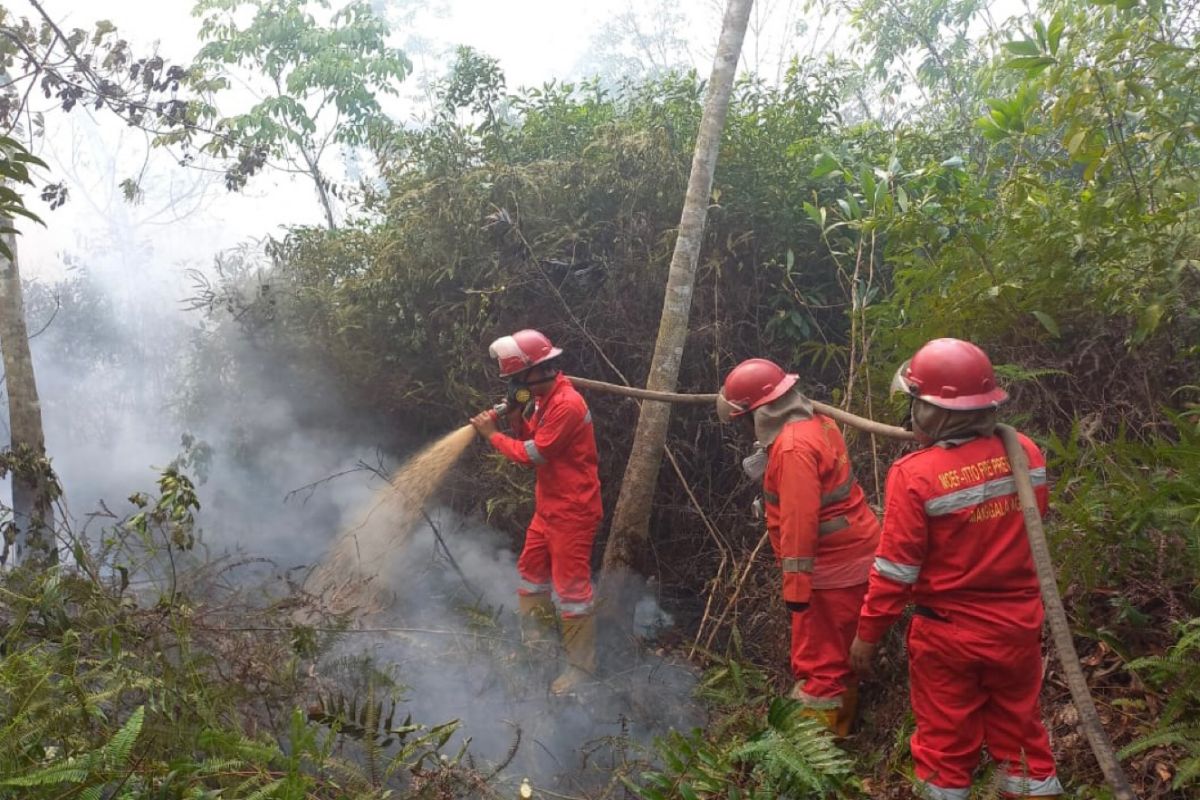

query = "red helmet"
488;329;563;377
891;338;1008;410
720;358;798;418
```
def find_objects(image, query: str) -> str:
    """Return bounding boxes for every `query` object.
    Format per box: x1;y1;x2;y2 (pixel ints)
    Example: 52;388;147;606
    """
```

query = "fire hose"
566;374;1137;800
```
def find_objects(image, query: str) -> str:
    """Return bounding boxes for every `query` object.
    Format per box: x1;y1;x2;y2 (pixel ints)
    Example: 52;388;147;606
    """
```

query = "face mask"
506;380;533;408
741;441;767;481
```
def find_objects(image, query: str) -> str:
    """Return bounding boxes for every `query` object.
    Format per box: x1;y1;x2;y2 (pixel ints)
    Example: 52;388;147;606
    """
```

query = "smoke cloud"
5;112;703;793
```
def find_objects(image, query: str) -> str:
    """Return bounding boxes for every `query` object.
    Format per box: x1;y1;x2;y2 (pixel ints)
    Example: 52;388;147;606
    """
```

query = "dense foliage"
3;0;1199;797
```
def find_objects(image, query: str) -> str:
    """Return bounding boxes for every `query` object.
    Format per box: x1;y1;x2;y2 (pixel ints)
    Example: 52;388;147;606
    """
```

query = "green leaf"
1004;55;1056;74
1066;129;1088;156
873;178;889;210
860;166;876;202
1033;19;1048;50
1132;302;1164;343
1032;311;1061;338
811;152;840;179
1003;39;1042;57
1047;12;1066;54
802;201;825;230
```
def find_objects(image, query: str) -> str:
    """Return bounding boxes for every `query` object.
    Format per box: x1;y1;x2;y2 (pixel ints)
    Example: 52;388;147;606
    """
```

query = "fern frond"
1118;723;1200;759
244;777;286;800
98;705;144;768
0;765;90;787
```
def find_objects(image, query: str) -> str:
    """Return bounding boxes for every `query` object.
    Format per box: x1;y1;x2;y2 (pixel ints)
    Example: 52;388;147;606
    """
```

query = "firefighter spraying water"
469;329;603;696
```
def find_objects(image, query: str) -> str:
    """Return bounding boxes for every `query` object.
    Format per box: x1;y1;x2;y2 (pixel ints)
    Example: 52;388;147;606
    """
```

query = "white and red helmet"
488;329;563;378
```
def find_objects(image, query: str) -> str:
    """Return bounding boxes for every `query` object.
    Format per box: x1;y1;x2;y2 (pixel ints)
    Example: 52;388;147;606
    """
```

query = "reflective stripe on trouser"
1000;774;1064;796
915;781;970;800
907;614;1059;793
516;517;597;617
789;582;867;698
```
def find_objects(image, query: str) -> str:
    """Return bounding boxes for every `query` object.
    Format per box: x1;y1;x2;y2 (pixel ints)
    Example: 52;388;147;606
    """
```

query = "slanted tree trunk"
600;0;754;590
0;220;55;566
299;143;337;231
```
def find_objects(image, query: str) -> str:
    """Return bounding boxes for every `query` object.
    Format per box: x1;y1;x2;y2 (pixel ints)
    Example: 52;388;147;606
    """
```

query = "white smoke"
4;102;702;795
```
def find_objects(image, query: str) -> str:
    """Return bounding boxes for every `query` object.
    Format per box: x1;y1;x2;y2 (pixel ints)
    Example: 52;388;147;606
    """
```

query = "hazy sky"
14;0;1021;281
18;0;723;280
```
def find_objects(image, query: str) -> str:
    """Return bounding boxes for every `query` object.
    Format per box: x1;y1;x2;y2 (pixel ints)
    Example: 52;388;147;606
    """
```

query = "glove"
786;601;810;614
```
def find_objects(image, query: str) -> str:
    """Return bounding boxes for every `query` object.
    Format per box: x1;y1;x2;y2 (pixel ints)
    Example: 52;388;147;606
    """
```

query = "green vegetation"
0;465;502;798
1;0;1198;796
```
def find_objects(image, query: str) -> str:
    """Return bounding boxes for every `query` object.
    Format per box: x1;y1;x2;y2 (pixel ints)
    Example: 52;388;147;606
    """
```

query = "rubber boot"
834;684;858;738
550;613;596;695
517;593;557;655
788;681;840;731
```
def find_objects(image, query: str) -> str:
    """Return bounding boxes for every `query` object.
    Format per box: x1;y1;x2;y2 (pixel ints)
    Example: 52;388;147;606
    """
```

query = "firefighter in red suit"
718;358;881;735
470;329;602;695
849;338;1063;799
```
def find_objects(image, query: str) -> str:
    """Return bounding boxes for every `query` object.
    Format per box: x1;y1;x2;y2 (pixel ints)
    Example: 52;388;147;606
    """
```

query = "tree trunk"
0;220;55;566
600;0;754;584
299;144;337;231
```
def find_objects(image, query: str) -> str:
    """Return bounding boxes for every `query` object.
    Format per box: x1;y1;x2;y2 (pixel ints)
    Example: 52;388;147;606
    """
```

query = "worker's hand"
849;636;879;677
469;410;500;438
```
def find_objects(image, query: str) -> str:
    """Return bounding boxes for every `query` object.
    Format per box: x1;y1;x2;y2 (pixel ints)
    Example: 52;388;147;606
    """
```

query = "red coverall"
857;433;1063;799
764;415;880;700
488;373;602;617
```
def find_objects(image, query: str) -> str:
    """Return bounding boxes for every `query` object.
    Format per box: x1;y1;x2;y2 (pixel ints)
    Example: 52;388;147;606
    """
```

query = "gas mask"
494;381;534;418
741;441;767;481
506;379;533;409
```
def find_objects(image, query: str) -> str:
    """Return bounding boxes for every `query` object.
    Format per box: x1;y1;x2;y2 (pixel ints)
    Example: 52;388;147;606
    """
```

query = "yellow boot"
788;681;841;732
518;593;557;654
550;613;596;695
834;684;858;738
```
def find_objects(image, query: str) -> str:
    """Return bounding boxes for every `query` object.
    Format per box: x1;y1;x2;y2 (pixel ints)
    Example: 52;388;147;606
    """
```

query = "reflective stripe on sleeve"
873;556;920;584
781;556;814;574
524;440;547;465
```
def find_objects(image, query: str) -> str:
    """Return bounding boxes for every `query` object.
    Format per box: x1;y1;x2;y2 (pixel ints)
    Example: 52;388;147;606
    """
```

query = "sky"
17;0;682;278
16;0;828;281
